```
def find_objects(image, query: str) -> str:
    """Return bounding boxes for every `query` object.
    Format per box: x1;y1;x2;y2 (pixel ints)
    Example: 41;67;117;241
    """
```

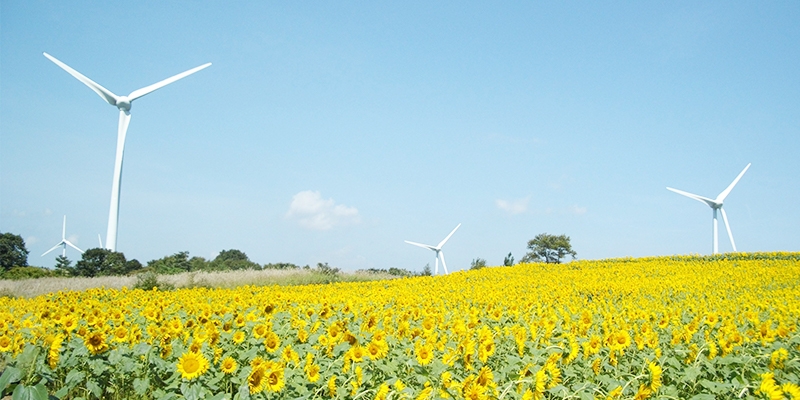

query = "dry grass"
0;269;398;298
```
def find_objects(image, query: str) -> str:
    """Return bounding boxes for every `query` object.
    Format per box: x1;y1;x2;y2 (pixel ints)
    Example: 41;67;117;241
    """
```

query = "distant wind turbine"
42;216;84;258
43;52;211;252
405;223;461;274
667;163;751;254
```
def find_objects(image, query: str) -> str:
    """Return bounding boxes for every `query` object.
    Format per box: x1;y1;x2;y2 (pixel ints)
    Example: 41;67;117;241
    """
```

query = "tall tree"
74;248;136;277
0;232;29;271
503;252;515;266
521;233;577;264
147;251;192;274
54;255;73;276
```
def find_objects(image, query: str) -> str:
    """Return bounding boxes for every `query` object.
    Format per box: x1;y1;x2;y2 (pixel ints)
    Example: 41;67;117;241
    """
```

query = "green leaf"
0;366;23;393
688;394;716;400
86;380;102;399
682;366;701;383
208;394;229;400
236;383;251;400
64;370;84;388
53;386;69;399
133;377;150;396
12;384;49;400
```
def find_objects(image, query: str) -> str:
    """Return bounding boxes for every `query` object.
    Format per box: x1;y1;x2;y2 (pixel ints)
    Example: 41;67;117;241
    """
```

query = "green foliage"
263;262;301;270
210;249;260;271
146;251;192;274
421;263;432;276
132;270;175;291
358;267;419;277
74;248;141;277
0;232;29;271
521;233;577;264
53;255;73;276
503;252;514;266
470;258;487;270
315;262;340;276
0;266;57;280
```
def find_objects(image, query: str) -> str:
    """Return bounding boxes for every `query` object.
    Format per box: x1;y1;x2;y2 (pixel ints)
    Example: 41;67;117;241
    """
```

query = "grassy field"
0;268;398;299
1;252;799;399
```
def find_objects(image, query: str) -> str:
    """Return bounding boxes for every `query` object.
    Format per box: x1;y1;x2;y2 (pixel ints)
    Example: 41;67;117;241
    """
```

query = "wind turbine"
43;52;211;252
405;223;461;274
667;163;751;254
42;216;84;258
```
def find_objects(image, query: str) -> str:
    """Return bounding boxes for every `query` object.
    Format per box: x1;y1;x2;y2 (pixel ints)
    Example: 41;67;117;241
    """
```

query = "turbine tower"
667;163;751;254
44;52;211;251
42;215;84;258
405;223;461;274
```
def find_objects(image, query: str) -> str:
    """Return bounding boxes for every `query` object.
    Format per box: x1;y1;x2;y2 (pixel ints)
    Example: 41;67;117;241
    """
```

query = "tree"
470;258;487;270
54;255;73;276
521;233;576;264
211;249;259;271
74;248;140;277
0;232;29;271
503;252;515;266
147;251;192;274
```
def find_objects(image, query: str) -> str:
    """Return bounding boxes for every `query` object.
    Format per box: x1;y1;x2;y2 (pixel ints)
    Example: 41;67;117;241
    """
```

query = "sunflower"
84;331;109;355
264;331;281;353
305;361;321;382
232;331;245;344
113;326;128;343
647;362;662;392
220;356;237;374
415;342;434;366
249;366;267;394
264;365;285;393
327;376;338;397
176;350;210;380
0;335;12;352
374;383;390;400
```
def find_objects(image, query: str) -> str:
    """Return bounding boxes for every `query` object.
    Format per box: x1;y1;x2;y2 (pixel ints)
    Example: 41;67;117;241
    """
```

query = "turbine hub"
116;96;131;111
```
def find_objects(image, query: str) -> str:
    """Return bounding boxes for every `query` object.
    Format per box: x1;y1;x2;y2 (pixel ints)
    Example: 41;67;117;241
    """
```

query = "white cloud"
496;197;530;215
286;190;360;230
26;236;38;246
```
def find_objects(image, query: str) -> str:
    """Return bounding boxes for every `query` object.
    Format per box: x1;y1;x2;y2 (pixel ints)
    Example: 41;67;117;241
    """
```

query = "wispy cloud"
286;190;360;230
496;197;530;215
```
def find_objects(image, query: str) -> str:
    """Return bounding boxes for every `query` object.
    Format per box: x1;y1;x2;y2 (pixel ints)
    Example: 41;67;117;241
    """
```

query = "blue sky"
2;1;798;271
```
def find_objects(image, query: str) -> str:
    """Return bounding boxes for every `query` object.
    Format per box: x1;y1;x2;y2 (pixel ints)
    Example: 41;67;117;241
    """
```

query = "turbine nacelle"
115;96;132;112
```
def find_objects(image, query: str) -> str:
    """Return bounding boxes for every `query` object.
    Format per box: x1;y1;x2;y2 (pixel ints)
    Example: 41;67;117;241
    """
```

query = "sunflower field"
1;253;799;399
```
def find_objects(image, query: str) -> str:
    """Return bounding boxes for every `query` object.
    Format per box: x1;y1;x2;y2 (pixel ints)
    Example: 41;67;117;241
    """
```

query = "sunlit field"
1;253;799;399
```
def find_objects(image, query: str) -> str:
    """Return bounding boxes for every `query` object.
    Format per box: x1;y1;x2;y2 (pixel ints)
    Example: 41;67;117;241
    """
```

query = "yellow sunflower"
84;331;109;355
177;350;210;380
265;364;285;393
249;366;266;394
415;342;434;366
264;331;281;353
220;356;237;374
232;330;245;344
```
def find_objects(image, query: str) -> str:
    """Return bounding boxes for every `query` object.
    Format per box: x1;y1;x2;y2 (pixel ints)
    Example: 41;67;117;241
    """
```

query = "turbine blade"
41;242;63;257
437;223;462;249
666;187;717;208
98;234;103;248
716;163;751;203
64;240;85;254
720;208;737;252
128;62;211;101
405;240;436;251
43;52;119;106
440;251;449;274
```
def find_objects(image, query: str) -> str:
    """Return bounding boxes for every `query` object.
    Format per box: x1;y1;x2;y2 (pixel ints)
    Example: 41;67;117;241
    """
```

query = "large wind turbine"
667;163;751;254
44;52;211;251
405;223;461;274
42;216;84;258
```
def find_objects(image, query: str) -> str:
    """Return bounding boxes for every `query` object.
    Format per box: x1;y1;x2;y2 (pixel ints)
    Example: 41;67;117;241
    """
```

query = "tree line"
0;231;577;280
